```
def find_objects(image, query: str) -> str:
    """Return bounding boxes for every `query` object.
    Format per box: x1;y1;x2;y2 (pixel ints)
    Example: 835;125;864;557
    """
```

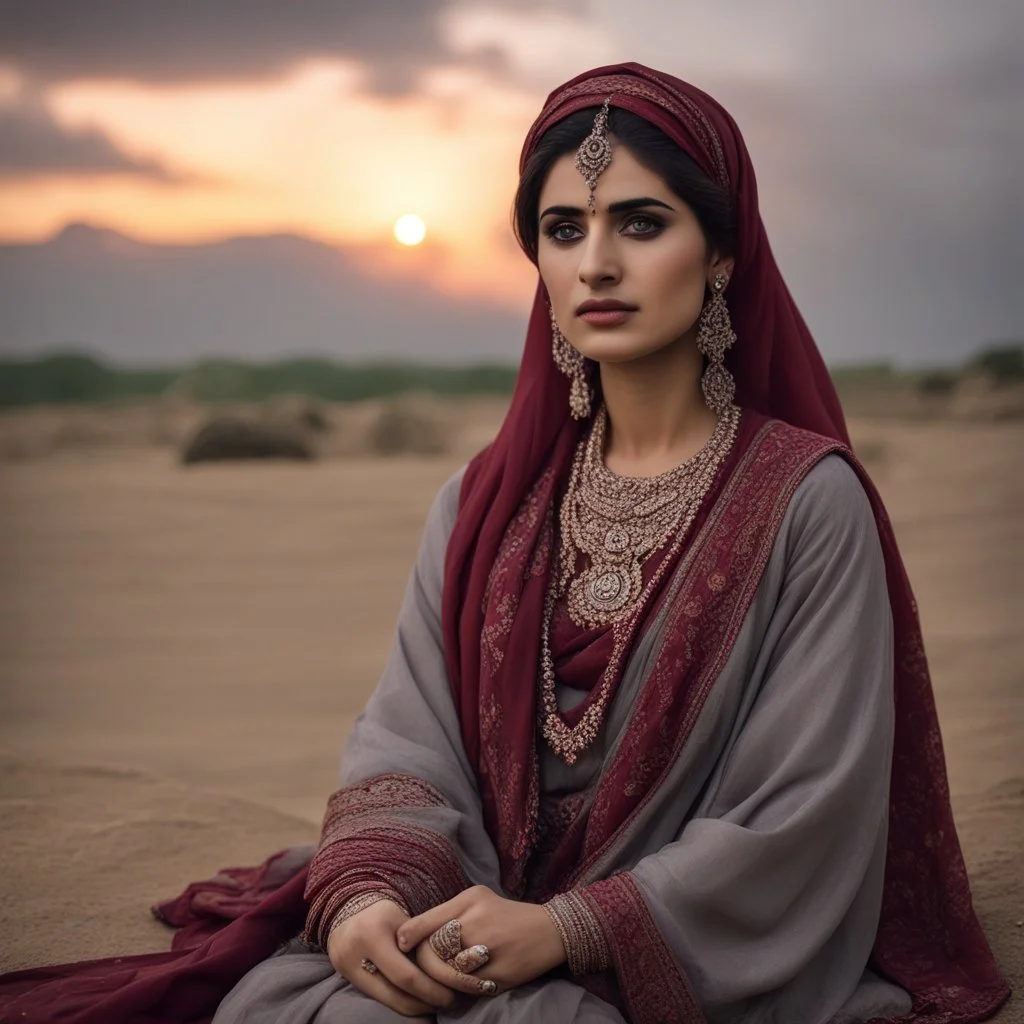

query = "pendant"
569;563;633;623
603;524;630;554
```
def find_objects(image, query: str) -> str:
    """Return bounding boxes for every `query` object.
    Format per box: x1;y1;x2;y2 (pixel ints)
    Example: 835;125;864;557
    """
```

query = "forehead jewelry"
574;97;613;213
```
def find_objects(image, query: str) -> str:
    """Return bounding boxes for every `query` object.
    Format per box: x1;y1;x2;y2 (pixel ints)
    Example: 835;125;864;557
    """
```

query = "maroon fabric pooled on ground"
0;849;310;1024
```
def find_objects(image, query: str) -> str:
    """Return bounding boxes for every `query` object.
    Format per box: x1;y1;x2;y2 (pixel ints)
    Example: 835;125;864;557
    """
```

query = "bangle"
544;890;611;975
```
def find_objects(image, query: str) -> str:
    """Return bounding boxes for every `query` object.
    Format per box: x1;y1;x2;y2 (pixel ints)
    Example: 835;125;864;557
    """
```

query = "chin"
573;330;676;365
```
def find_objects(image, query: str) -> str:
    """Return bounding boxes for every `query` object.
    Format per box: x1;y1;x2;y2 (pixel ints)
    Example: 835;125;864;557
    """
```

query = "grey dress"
213;455;913;1023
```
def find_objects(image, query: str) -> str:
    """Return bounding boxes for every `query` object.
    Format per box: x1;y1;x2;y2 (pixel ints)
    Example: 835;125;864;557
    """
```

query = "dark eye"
623;215;662;236
544;221;583;244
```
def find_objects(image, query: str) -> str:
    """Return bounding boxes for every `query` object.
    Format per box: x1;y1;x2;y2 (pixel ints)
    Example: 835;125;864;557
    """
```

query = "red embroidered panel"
584;873;706;1024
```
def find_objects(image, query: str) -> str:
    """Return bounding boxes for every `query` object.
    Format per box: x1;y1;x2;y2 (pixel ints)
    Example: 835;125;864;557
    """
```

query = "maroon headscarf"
442;63;1009;1021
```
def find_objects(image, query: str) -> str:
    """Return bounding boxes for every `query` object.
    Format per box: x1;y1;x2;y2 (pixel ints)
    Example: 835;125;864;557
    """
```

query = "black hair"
513;107;735;264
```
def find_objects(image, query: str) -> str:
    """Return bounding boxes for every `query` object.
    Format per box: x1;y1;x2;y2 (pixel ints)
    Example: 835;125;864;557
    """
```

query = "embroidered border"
526;72;730;191
583;873;705;1024
303;773;468;948
478;468;557;893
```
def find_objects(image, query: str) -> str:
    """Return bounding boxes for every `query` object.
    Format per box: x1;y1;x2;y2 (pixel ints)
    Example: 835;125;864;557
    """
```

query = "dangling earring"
696;273;737;415
549;305;592;420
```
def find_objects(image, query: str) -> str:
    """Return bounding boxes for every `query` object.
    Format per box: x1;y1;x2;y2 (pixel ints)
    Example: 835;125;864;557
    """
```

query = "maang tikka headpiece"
574;97;613;212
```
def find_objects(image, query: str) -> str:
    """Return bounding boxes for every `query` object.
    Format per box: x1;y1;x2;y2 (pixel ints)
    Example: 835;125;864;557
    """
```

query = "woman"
0;63;1009;1024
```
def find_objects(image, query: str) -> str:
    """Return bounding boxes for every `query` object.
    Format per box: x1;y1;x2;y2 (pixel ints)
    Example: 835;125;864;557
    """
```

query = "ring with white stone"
451;944;490;973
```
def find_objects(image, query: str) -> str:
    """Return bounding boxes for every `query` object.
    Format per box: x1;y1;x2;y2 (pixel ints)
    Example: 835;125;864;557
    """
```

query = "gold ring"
428;918;463;961
360;958;379;975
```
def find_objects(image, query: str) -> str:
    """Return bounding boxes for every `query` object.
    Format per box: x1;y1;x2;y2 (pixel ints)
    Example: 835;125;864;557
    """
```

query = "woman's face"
536;143;732;366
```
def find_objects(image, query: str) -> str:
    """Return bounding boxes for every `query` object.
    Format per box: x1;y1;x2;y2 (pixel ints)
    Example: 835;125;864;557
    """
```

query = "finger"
452;944;490;973
397;897;464;952
345;964;435;1018
415;942;501;998
371;941;457;1009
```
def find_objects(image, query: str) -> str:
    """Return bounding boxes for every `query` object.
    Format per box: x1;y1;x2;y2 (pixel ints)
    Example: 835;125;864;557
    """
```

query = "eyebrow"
539;196;675;219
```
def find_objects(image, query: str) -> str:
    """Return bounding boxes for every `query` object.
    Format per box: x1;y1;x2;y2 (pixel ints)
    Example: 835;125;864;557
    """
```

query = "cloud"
0;0;572;93
441;6;615;86
575;0;1023;362
0;95;184;180
0;1;432;92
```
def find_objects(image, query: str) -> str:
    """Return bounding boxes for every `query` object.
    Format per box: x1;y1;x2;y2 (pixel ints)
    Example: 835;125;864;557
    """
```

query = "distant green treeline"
0;354;521;407
0;344;1020;408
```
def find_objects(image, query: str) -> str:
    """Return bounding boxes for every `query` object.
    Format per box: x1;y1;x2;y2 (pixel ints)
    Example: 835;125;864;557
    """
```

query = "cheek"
642;243;708;328
537;251;575;316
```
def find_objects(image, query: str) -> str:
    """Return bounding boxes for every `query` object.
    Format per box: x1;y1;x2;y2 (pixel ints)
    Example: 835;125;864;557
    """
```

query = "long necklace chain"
540;403;740;765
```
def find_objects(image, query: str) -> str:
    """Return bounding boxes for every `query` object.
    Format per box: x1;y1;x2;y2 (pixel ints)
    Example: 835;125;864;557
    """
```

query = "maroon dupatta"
441;63;1010;1023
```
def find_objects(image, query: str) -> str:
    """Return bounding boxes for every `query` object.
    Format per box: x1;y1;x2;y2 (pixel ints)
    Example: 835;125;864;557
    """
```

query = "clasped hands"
327;885;566;1017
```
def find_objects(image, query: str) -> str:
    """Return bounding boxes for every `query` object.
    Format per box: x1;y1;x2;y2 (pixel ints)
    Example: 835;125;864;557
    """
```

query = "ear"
707;251;735;288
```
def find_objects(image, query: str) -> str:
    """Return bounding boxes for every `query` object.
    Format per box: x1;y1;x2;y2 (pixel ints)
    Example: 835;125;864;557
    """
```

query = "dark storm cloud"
0;100;181;180
599;0;1023;364
0;0;557;92
0;0;449;93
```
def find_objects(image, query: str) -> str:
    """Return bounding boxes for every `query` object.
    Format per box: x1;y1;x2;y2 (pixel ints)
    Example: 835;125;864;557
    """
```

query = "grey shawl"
214;454;911;1024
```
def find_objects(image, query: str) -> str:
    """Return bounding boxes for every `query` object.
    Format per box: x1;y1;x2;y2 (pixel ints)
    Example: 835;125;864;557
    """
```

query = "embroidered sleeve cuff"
321;889;408;948
544;889;612;975
301;775;471;951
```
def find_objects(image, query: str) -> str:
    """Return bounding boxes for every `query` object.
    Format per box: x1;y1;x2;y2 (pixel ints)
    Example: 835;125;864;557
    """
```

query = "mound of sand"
181;415;315;464
261;394;332;434
949;373;1024;422
366;394;451;456
0;753;318;973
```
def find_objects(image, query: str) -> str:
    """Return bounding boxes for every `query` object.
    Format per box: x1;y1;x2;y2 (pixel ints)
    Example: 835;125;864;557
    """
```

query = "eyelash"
542;214;664;244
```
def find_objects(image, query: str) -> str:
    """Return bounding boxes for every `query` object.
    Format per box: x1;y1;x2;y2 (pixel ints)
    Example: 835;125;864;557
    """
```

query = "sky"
0;0;1020;366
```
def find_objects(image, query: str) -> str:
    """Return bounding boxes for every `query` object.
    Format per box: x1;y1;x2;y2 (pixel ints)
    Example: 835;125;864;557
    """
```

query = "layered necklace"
540;403;741;764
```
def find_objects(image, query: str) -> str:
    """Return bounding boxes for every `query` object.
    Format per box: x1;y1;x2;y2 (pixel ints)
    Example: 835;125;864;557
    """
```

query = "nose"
577;223;621;289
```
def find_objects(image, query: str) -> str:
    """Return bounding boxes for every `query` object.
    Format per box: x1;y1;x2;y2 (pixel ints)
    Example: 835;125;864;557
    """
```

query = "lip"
578;309;635;326
575;299;637;315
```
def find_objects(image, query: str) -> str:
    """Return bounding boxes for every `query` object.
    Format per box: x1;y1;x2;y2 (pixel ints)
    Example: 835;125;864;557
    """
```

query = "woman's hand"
327;898;458;1017
395;885;567;997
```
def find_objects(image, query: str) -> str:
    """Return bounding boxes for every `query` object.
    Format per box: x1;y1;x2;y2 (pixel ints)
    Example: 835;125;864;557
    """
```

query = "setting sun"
394;214;427;247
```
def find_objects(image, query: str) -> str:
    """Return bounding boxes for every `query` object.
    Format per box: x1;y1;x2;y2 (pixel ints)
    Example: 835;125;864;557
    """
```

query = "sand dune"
0;754;317;973
0;416;1020;1018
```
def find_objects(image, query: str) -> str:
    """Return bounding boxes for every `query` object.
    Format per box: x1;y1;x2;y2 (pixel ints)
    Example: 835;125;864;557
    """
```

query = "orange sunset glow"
0;59;541;308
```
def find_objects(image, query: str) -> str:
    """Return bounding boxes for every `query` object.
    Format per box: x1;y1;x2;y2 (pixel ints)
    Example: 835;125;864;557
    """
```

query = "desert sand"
0;407;1020;1020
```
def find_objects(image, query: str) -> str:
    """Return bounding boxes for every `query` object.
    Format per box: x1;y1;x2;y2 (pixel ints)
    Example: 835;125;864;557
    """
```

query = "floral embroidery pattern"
582;873;704;1024
477;467;558;893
